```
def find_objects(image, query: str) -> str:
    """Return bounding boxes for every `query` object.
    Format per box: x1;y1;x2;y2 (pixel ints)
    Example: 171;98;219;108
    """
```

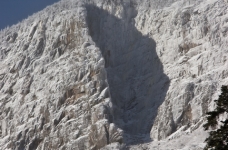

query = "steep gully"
86;4;170;143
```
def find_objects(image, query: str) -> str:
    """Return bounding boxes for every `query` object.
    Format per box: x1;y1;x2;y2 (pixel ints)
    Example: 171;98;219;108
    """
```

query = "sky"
0;0;60;30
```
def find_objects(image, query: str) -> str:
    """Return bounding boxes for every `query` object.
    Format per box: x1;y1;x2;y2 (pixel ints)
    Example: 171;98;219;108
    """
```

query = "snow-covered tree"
204;85;228;150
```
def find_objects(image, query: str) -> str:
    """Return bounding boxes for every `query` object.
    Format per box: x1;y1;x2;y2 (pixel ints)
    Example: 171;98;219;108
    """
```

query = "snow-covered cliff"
0;0;228;149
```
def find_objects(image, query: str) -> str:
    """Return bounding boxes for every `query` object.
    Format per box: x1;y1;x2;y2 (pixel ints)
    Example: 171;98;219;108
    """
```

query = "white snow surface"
0;0;228;149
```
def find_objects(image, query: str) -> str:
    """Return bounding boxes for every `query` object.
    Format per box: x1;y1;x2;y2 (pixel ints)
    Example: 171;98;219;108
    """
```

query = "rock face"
0;0;228;149
147;0;228;141
0;1;123;149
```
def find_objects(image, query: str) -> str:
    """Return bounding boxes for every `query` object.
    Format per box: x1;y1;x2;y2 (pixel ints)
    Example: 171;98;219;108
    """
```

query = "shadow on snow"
86;4;170;145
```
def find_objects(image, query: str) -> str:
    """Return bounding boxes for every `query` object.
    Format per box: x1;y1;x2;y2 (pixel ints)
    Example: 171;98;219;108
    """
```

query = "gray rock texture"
0;0;228;149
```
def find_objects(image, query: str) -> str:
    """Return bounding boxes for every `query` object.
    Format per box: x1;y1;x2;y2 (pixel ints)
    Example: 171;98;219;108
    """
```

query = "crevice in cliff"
85;4;170;144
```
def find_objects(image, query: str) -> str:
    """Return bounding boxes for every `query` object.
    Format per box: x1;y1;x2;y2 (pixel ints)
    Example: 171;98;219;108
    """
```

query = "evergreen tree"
203;85;228;150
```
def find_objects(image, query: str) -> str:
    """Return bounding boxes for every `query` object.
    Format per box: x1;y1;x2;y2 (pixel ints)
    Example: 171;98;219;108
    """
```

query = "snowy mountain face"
0;0;228;149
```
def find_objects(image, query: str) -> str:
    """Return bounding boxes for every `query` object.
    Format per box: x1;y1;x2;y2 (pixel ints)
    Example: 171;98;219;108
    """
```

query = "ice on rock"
0;0;228;149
